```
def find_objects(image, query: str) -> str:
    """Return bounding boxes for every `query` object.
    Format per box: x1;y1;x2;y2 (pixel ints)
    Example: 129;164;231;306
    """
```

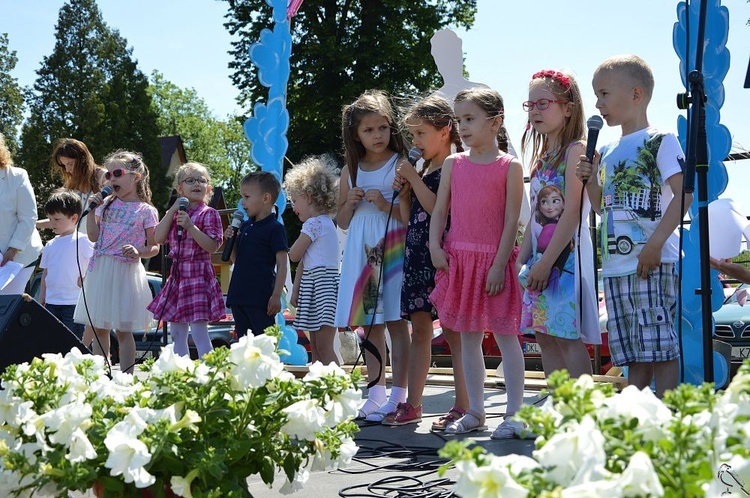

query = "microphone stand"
677;0;712;383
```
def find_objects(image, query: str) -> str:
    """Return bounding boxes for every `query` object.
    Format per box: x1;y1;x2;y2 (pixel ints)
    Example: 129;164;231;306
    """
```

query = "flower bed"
0;326;361;497
441;362;750;497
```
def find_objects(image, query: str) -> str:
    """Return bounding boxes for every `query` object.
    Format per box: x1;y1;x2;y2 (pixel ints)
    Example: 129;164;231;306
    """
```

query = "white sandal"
445;410;487;435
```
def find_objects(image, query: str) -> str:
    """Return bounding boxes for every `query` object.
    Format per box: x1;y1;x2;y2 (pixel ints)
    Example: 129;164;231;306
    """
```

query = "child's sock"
358;384;386;418
366;385;406;422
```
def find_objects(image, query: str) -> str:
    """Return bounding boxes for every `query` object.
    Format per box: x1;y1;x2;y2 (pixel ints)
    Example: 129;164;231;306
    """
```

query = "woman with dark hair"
0;133;43;295
37;138;106;234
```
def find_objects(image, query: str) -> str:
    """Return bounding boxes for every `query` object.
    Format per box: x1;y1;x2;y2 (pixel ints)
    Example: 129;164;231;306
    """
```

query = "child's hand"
430;247;449;271
396;161;419;183
526;260;552;292
347;187;365;208
224;226;235;240
364;189;386;210
575;154;598;184
88;192;105;209
267;294;281;316
77;276;83;288
290;288;299;308
392;174;409;194
486;264;506;296
636;241;662;279
176;211;194;232
122;244;139;259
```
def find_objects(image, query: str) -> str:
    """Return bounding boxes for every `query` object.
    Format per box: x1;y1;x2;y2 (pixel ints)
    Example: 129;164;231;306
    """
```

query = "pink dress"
430;153;521;334
147;203;225;323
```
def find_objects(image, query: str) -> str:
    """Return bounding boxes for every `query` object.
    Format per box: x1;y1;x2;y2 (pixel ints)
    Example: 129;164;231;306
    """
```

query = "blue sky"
2;0;750;210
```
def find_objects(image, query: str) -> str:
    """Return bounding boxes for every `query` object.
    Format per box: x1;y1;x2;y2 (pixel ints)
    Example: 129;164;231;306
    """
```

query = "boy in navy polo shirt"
225;172;288;337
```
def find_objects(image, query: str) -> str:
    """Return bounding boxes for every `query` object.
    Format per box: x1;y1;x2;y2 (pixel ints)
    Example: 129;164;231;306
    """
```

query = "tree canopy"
0;33;25;154
222;0;477;164
17;0;165;209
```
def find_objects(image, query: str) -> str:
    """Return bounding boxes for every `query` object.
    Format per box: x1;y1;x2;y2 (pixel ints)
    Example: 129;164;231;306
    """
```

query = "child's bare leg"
443;327;468;411
82;325;95;351
626;362;654;391
493;333;525;417
311;325;338;365
556;336;593;378
652;359;679;397
405;312;433;408
536;333;565;376
386;319;410;388
91;327;110;358
116;330;136;374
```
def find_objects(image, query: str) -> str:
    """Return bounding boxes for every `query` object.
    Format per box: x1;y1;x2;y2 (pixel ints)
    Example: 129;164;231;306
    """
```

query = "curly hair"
0;133;11;169
103;150;152;204
283;155;339;214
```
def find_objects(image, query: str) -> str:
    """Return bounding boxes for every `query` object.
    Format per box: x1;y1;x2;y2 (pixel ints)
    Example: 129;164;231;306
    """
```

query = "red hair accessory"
532;70;572;90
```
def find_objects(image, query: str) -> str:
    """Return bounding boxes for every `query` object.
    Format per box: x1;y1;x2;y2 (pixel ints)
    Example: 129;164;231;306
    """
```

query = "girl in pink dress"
429;88;525;438
148;162;225;359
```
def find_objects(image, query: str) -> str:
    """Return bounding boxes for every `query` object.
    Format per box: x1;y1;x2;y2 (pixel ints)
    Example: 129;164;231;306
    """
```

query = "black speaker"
0;295;88;375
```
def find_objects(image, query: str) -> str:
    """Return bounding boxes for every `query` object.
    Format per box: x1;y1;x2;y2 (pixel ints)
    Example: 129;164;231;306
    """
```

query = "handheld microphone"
583;115;604;185
81;185;113;218
394;147;423;195
221;210;245;262
176;197;189;241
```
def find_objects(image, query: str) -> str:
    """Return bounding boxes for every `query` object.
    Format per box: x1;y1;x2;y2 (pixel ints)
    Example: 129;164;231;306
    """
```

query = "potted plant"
440;361;750;497
0;326;361;497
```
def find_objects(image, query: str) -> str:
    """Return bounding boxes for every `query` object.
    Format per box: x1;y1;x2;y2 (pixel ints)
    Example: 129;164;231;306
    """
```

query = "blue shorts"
604;263;679;366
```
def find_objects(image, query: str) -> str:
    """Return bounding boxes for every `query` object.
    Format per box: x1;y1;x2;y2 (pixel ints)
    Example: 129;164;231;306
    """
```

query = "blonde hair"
103;150;152;204
0;133;11;169
521;69;586;167
174;162;213;204
341;90;406;186
595;54;654;101
283;155;339;214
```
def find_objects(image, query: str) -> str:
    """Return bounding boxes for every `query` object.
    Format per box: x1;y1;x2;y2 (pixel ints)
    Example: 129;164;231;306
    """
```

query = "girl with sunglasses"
148;162;225;359
518;70;600;384
73;150;159;374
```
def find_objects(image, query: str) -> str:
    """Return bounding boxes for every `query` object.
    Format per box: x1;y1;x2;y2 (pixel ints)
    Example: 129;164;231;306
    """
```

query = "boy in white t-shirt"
40;189;94;340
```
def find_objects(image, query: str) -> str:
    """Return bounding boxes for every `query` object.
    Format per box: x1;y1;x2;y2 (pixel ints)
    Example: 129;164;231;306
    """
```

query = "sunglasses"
104;168;135;180
522;99;567;112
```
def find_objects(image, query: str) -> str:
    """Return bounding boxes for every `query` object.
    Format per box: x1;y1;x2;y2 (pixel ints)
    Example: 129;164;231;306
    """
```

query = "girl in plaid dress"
148;163;225;359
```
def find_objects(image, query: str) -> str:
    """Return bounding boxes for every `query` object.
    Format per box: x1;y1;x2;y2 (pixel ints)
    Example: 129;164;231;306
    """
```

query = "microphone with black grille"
81;185;113;218
583;115;604;185
221;210;245;262
176;197;189;242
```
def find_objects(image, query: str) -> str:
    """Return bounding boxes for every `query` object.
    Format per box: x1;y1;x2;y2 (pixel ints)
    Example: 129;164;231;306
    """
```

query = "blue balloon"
288;344;308;366
278;336;292;354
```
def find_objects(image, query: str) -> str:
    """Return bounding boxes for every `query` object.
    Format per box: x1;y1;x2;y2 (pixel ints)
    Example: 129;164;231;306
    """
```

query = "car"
713;282;750;373
603;205;648;256
28;271;237;363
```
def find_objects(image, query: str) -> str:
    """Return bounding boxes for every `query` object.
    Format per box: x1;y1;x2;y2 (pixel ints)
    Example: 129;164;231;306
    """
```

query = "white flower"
281;399;326;441
170;469;199;498
561;480;622;497
303;361;346;381
151;345;195;376
323;388;361;426
616;451;664;497
66;428;97;463
453;459;529;498
535;415;606;486
103;429;155;488
599;385;672;441
279;469;309;494
310;436;358;471
228;335;284;389
40;400;92;445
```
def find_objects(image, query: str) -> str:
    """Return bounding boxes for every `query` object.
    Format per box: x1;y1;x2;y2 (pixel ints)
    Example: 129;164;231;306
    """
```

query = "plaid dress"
147;203;225;323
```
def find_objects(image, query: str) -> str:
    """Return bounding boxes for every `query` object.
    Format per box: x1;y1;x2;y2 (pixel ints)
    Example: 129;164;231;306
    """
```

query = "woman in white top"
0;133;43;294
36;138;106;235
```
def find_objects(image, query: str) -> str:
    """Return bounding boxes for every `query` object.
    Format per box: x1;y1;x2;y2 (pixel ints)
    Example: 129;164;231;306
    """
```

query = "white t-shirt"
300;215;339;269
40;232;95;305
598;127;685;277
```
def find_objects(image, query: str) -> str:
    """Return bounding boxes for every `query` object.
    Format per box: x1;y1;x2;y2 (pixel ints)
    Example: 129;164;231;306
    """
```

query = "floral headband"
532;69;572;90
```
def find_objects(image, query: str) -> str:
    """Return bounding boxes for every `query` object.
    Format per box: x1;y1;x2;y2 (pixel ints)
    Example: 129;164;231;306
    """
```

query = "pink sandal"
431;407;466;432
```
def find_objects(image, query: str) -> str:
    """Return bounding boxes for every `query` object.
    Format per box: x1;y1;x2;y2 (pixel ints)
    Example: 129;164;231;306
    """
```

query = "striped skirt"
294;266;339;332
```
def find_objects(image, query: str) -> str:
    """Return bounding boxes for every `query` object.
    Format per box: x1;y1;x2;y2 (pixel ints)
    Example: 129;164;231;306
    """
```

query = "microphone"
221;210;245;262
81;185;113;218
583;115;604;184
395;147;423;195
176;197;189;241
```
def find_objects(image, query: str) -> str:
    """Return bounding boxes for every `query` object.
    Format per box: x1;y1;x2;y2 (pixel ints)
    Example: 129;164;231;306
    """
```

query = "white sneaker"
490;419;535;440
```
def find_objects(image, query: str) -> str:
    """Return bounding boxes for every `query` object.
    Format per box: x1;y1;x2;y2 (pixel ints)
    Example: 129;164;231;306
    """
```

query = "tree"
222;1;477;164
148;71;253;196
17;0;165;209
0;33;25;154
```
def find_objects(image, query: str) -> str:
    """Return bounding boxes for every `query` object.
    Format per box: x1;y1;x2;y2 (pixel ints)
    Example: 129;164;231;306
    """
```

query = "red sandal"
431;407;466;432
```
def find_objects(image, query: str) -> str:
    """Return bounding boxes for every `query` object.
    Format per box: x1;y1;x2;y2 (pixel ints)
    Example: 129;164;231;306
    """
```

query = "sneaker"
490;418;534;440
382;403;422;426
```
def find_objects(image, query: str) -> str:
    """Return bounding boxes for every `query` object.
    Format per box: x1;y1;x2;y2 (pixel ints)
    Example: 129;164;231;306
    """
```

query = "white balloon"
708;198;750;259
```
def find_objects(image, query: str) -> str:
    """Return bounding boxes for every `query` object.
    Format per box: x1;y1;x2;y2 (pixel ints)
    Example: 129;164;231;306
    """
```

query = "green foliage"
148;71;254;194
16;0;166;209
0;33;25;154
222;0;477;168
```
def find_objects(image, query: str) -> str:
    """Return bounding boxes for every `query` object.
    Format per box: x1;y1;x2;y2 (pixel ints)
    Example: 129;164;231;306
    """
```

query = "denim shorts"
46;303;85;340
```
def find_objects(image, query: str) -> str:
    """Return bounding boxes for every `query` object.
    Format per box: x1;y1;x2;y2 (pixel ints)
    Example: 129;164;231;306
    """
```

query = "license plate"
731;346;750;361
523;342;542;355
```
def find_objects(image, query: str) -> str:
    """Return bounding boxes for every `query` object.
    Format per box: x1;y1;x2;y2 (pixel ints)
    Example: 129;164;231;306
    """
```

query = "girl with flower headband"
518;70;600;388
336;89;410;421
381;94;469;427
429;87;525;437
284;155;340;365
73;150;159;373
